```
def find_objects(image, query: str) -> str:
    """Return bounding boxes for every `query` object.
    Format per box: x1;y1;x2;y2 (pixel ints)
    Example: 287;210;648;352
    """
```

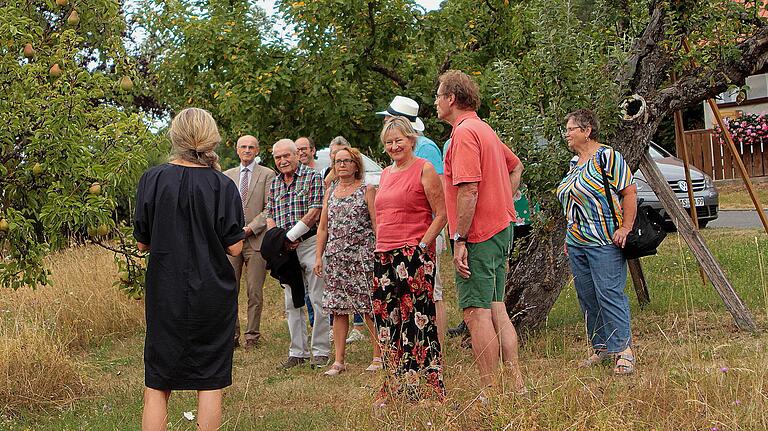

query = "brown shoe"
280;356;307;370
244;339;261;349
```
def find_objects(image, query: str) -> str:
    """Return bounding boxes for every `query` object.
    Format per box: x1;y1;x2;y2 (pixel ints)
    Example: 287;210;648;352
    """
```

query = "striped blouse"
556;145;634;246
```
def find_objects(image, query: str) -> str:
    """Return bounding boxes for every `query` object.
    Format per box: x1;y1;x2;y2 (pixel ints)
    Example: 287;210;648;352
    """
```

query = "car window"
648;142;672;159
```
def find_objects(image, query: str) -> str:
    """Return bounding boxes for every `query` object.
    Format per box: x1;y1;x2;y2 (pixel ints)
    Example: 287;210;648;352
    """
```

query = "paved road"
709;210;768;229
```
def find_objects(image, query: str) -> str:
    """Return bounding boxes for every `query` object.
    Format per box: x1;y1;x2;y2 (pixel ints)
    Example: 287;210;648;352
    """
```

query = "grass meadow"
2;228;768;430
716;180;768;210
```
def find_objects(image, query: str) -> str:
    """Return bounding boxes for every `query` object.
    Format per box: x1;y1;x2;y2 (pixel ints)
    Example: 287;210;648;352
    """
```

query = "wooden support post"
639;151;757;331
628;259;650;308
671;72;708;285
682;38;768;234
707;100;768;234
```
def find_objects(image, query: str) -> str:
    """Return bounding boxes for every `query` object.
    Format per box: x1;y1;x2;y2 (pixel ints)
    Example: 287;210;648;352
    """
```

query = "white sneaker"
345;328;365;344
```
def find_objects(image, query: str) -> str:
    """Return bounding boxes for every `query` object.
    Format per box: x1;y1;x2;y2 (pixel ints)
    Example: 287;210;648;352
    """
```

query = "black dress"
133;164;245;390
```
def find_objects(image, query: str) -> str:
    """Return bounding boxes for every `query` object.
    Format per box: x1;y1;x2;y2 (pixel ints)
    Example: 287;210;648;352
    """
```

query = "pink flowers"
715;112;768;147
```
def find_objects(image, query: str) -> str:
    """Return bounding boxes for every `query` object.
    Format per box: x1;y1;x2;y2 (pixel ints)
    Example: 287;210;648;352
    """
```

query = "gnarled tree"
497;0;768;334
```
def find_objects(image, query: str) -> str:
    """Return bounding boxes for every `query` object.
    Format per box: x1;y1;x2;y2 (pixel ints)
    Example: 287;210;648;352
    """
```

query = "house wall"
704;73;768;126
704;101;768;126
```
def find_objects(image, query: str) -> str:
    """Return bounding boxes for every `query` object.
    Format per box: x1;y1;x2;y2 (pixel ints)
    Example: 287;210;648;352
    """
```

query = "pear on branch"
23;43;35;59
55;0;68;5
118;76;133;91
49;63;62;77
67;10;80;26
88;182;102;195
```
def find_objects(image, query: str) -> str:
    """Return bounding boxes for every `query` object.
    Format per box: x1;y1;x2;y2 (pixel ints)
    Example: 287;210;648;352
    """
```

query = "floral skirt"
372;246;444;400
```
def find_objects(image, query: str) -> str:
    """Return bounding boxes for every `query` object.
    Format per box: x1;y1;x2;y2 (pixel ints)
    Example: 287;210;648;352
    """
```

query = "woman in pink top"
372;116;447;406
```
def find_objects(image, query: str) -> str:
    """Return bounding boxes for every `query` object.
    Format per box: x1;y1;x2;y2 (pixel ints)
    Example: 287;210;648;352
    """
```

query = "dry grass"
3;232;768;430
0;244;143;413
0;321;85;413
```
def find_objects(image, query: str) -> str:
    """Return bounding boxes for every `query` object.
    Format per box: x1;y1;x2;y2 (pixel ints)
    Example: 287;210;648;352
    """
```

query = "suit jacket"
224;163;276;251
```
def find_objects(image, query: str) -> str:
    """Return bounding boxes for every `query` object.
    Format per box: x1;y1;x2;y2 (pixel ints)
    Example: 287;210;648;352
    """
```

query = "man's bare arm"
509;162;524;198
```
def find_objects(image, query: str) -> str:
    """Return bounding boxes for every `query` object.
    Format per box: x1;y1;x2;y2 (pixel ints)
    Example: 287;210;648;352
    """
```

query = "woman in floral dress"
314;147;381;376
372;116;447;404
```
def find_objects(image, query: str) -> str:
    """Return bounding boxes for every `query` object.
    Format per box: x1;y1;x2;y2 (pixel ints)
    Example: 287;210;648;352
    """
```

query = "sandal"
613;353;636;375
578;350;610;368
323;362;346;376
365;357;383;372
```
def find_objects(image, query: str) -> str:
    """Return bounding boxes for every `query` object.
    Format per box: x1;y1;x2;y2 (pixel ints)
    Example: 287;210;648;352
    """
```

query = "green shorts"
456;225;513;310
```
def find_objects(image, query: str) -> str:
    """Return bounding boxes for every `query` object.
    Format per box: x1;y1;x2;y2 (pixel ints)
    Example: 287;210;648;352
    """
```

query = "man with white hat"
375;95;447;352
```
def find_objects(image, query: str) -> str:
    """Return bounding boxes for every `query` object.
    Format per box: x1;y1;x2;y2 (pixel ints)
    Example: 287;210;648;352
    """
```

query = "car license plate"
679;197;705;208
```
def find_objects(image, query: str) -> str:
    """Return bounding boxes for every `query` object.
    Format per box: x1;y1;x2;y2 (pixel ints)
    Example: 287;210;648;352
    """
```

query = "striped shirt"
265;163;324;230
556;145;634;246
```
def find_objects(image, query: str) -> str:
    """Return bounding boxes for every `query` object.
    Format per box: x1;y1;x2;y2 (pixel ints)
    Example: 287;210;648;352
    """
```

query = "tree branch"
657;27;768;114
368;63;408;89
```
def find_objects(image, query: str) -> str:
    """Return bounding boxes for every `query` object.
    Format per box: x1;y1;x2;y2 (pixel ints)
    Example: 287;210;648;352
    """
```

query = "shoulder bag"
597;149;666;259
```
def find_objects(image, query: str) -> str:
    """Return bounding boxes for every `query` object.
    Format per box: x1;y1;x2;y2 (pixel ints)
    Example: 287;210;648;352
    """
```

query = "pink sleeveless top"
374;158;432;252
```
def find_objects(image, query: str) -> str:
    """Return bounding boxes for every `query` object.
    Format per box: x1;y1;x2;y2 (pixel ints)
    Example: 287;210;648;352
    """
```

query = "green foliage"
489;1;627;208
134;0;288;166
0;0;160;290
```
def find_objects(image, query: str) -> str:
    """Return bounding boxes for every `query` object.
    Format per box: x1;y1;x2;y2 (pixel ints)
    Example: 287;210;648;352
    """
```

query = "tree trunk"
505;206;570;337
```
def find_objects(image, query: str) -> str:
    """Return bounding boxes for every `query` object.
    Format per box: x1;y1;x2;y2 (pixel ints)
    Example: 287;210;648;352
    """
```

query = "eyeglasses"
296;147;311;153
334;158;354;166
561;126;583;138
435;92;449;99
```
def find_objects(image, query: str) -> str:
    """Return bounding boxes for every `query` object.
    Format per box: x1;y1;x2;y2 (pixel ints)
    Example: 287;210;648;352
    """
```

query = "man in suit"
225;135;276;349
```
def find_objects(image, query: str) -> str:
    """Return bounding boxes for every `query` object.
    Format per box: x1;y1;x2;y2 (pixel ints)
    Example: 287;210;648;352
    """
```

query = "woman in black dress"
134;108;245;430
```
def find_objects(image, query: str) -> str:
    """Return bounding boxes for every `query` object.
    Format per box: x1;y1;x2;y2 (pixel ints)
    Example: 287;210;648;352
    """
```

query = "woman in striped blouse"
556;109;638;375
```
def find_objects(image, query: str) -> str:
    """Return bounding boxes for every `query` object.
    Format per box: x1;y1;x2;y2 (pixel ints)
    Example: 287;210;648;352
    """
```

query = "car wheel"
697;220;709;228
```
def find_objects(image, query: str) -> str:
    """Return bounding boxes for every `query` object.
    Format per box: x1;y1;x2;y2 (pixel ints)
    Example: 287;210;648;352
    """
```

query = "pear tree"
0;0;160;293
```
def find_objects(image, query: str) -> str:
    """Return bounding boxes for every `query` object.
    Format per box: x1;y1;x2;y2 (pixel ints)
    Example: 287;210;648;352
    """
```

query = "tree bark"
505;206;570;337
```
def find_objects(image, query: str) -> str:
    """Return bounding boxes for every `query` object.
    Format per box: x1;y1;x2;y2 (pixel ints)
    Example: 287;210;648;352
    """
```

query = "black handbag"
597;150;666;259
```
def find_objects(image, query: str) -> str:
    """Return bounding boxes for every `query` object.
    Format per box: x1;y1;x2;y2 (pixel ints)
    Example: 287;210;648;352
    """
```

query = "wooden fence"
680;129;768;180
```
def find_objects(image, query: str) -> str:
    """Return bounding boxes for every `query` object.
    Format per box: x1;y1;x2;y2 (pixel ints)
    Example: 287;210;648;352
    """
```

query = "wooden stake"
640;151;757;331
707;100;768;234
671;71;708;285
682;38;768;234
628;259;650;308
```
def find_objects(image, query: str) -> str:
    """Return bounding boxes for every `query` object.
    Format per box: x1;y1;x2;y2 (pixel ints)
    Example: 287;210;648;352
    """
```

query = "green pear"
96;224;109;236
32;163;43;176
118;76;133;91
55;0;68;5
0;219;9;233
88;182;101;195
67;10;80;26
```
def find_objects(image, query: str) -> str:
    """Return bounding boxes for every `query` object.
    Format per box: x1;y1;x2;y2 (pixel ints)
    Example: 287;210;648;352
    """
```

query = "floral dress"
372;246;444;400
322;182;375;315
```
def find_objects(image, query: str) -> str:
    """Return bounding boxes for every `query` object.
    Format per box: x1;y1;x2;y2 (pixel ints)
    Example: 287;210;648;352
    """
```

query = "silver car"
634;142;719;228
313;148;383;186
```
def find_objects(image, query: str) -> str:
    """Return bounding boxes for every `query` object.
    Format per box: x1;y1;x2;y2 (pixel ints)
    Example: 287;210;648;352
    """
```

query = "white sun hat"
375;95;425;132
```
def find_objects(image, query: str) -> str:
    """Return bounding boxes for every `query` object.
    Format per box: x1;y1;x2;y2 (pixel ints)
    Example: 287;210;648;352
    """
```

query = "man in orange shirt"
436;70;525;393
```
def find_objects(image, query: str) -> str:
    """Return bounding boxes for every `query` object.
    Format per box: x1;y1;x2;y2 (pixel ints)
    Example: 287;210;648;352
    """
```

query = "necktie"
240;167;249;214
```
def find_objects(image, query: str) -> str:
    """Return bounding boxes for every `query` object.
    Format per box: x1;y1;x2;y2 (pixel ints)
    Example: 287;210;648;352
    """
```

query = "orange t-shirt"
444;111;520;243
